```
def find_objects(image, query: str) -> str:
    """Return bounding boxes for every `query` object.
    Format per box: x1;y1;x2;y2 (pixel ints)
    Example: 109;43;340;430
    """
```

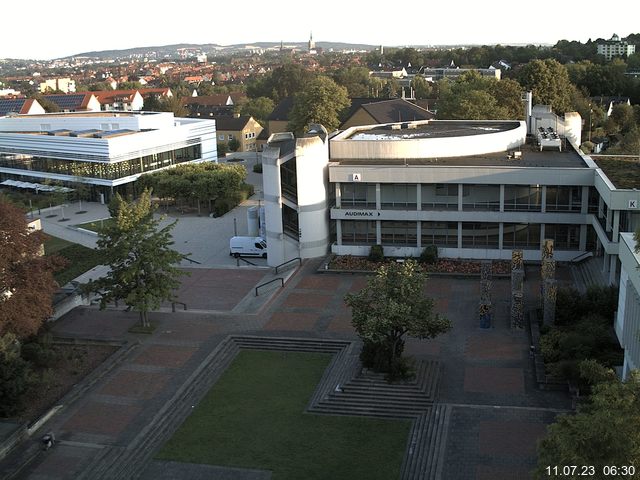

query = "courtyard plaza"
0;252;573;480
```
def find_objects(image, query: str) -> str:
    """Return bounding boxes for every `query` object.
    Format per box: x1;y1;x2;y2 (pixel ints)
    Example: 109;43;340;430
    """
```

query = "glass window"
381;221;416;246
421;184;457;210
503;223;541;248
380;184;416;209
546;186;582;212
504;185;542;212
461;223;500;248
341;183;376;208
421;222;458;247
462;185;500;211
545;224;580;250
341;220;377;245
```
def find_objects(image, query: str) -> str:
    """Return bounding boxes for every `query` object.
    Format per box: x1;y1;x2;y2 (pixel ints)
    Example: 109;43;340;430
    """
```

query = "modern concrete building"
597;34;636;60
262;127;330;266
0;111;216;201
615;233;640;379
261;111;640;278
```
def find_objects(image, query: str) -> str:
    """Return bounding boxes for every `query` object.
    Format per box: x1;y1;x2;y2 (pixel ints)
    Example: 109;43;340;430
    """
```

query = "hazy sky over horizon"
2;0;638;60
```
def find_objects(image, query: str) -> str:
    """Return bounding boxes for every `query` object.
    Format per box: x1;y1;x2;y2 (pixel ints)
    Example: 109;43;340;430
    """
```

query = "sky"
2;0;639;60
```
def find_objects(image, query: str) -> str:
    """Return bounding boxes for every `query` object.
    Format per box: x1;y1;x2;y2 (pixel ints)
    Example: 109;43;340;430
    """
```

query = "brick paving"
98;370;171;399
4;260;576;480
132;345;197;368
62;402;142;437
463;366;525;395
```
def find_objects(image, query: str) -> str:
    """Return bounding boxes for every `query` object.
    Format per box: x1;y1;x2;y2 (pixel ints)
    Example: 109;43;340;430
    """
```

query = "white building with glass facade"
0;111;217;200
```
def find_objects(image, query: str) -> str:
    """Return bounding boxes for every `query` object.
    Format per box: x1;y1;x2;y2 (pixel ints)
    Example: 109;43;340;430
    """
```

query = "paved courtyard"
0;259;574;480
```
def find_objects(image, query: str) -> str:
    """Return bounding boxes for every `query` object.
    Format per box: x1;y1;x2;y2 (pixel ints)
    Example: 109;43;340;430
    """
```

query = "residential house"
214;115;263;152
340;98;435;129
183;94;237;117
43;93;101;112
92;90;144;111
0;98;45;116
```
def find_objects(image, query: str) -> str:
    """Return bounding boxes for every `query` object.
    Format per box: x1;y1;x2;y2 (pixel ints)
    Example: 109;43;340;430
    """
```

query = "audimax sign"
343;210;381;217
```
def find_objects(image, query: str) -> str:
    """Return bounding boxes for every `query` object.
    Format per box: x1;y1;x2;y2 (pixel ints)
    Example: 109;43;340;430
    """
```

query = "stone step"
327;390;433;405
238;344;344;353
80;337;242;480
401;412;430;480
310;403;420;419
323;395;431;410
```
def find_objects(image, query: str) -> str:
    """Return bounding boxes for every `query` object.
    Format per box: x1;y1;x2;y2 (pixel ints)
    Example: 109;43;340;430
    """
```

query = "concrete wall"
331;121;526;160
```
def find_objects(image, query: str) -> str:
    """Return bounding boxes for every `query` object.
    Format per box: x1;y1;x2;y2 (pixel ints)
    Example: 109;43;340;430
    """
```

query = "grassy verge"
157;350;410;480
75;218;114;233
44;235;103;285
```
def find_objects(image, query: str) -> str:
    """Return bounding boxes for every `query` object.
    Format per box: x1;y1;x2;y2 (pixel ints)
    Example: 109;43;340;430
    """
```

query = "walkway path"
0;260;573;480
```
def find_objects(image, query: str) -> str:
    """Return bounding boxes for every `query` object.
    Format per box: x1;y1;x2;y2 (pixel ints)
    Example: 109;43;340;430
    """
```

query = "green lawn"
75;218;114;233
44;235;103;285
157;350;411;480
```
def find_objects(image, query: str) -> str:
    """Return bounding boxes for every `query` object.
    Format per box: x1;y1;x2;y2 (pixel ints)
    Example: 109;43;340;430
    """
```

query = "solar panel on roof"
45;94;86;110
0;99;26;116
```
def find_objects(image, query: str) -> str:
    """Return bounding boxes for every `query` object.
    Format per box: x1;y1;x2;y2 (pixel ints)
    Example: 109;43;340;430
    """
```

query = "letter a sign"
352;173;362;182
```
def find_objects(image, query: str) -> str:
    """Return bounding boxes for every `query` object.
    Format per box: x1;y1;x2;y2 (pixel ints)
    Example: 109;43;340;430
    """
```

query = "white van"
229;236;267;258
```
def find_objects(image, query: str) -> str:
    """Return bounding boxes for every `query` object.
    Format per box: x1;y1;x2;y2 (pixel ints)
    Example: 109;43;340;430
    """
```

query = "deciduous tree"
344;260;451;379
0;199;64;339
84;190;187;327
535;361;640;478
288;76;350;134
517;59;573;113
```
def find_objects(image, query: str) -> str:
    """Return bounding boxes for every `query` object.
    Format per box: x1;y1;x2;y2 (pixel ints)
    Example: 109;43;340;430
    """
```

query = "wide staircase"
570;256;608;294
77;335;448;480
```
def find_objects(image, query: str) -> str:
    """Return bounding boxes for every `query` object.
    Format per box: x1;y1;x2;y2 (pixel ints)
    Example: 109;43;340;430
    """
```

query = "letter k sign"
629;200;638;209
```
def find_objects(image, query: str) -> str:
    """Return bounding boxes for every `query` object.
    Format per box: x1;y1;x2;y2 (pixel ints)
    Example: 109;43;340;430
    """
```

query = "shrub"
21;342;58;369
0;353;30;417
368;244;384;262
253;163;263;173
419;245;438;264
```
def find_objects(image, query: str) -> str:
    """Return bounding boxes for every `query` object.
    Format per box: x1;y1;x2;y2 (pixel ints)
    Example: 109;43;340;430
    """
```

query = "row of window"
0;145;202;181
340;220;584;250
340;183;593;213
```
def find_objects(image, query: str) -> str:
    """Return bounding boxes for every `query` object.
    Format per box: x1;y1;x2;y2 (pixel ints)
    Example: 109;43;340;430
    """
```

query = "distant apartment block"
39;77;76;93
597;34;636;60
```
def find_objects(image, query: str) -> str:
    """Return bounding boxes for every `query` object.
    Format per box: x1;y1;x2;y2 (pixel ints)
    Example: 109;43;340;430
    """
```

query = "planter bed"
323;255;511;277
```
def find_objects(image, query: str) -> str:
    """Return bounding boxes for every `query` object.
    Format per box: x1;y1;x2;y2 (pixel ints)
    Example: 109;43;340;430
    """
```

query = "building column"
540;224;546;250
499;223;504;251
416;184;421;211
598;196;604;219
606;206;613;232
579;224;587;251
375;183;381;210
458;184;463;211
376;220;381;245
613;210;620;240
457;221;462;249
609;254;618;285
335;182;341;208
581;186;589;214
336;219;342;246
603;252;610;274
499;185;505;212
541;186;547;213
417;221;422;249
